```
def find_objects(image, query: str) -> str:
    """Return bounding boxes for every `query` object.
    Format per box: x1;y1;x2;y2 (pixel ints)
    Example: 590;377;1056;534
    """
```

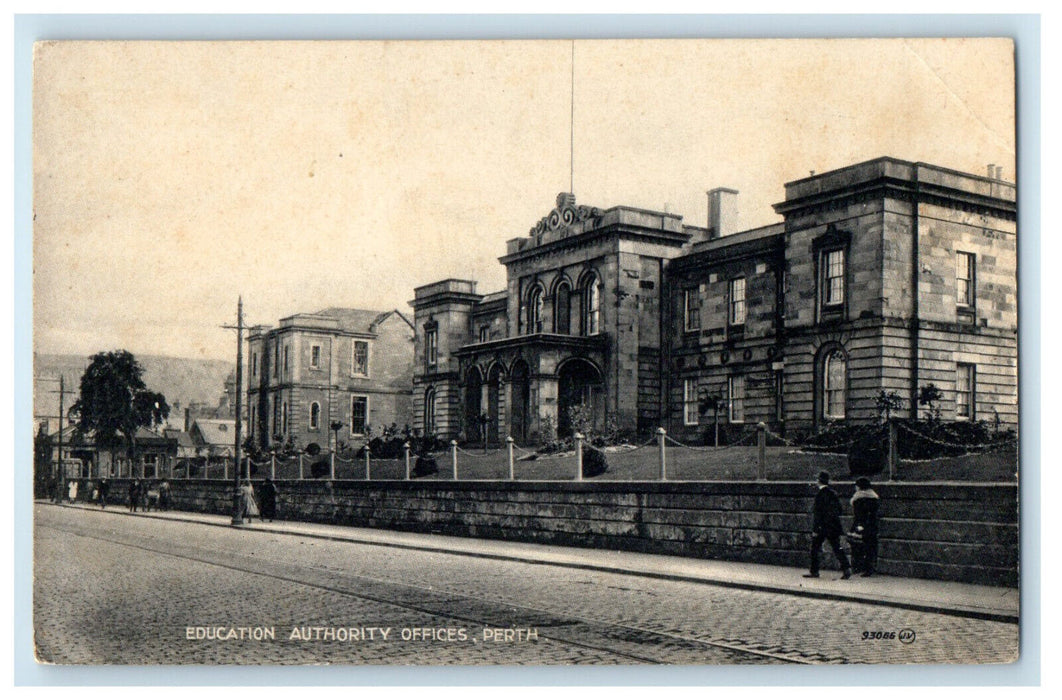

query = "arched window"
528;285;544;334
309;402;320;431
554;281;572;335
582;273;601;336
822;349;847;420
424;388;437;437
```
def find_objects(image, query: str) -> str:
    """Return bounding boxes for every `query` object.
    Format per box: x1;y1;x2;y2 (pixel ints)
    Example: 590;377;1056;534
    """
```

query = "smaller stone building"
247;308;415;451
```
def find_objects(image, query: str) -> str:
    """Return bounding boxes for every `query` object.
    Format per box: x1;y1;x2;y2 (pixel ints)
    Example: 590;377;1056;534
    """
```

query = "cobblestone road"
33;505;1018;665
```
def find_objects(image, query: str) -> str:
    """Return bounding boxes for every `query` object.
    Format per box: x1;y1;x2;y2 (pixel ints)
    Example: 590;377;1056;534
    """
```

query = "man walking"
804;470;852;580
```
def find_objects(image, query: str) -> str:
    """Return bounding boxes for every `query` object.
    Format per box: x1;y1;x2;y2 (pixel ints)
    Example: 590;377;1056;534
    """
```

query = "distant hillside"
33;352;234;432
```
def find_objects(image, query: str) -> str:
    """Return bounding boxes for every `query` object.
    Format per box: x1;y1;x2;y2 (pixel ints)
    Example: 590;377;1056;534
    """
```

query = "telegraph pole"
56;375;65;502
223;297;245;526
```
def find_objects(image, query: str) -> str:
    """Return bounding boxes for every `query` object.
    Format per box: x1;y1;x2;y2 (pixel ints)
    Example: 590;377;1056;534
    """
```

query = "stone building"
411;157;1017;444
247;308;415;451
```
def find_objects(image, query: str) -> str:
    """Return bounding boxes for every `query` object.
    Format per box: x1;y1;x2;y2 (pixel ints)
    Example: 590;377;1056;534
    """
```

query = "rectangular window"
479;325;490;343
729;277;747;326
352;341;369;376
683;288;700;332
350;396;368;435
283;345;290;375
426;328;438;368
683;379;699;426
729;375;746;423
273;343;279;378
271;396;280;437
249;404;256;440
956;363;975;420
310;344;321;369
822;249;845;307
281;401;289;435
957;251;976;307
251;352;258;378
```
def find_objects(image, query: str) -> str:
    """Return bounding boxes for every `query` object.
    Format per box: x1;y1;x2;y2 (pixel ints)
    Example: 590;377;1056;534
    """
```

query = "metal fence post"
887;419;897;481
757;422;767;481
223;458;228;481
404;442;411;480
364;444;371;480
574;432;584;481
451;440;459;480
329;451;335;480
506;436;515;480
657;427;667;481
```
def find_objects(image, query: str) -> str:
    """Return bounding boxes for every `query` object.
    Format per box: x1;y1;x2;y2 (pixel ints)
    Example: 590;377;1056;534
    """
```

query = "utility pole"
56;375;64;501
223;297;246;526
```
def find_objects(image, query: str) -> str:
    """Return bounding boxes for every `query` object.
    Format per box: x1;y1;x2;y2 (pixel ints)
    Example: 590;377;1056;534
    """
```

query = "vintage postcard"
31;37;1020;668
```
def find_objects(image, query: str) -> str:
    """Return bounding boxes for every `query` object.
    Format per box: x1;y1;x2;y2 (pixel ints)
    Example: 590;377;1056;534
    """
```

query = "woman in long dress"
241;481;259;523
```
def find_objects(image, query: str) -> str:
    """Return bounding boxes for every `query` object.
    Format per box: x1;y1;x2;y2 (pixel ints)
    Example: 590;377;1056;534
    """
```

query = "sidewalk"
46;500;1019;623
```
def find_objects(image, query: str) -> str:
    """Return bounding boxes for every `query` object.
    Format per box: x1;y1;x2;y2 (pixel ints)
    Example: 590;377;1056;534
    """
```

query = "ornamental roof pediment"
528;192;602;238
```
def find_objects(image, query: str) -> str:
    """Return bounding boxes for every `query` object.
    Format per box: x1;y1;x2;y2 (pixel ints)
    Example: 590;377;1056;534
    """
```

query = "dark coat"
851;491;880;539
812;485;844;537
259;480;277;519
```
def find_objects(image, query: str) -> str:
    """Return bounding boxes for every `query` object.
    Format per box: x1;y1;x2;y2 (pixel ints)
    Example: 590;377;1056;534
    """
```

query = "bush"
412;454;439;478
581;445;608;478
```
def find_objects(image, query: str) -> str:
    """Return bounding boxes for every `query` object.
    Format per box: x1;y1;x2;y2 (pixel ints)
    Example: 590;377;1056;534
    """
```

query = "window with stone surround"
956;363;976;420
350;396;368;436
425;325;438;369
822;349;847;420
251;351;258;378
310;343;321;370
283;344;290;376
554;281;572;335
424;387;437;436
683;288;701;332
309;402;320;431
728;374;746;423
822;249;845;308
582;273;601;336
957;251;976;309
352;340;369;377
729;277;747;326
528;284;544;334
683;378;699;426
281;400;289;435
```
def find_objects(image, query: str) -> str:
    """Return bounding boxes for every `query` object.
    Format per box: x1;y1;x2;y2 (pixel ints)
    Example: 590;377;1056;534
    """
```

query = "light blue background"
13;13;1041;687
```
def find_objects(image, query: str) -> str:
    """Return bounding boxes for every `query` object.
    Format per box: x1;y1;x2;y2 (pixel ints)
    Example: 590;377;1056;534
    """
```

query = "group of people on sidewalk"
123;478;172;512
237;478;278;523
805;471;880;580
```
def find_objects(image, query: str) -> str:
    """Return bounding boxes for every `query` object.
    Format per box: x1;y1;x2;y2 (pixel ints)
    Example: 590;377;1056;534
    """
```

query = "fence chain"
898;423;1017;453
665;430;757;452
455;445;505;457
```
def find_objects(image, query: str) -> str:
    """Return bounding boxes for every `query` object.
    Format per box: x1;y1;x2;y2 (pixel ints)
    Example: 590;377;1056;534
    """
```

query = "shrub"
581;445;608;478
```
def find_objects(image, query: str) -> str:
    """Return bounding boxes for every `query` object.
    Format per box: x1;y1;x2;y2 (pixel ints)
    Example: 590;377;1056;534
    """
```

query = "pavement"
43;500;1019;624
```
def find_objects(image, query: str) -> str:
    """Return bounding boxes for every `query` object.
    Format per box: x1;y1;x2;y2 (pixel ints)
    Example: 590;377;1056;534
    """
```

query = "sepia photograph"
27;32;1024;672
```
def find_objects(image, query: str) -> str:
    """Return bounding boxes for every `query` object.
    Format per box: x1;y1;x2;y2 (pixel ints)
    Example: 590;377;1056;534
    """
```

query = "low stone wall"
77;478;1018;587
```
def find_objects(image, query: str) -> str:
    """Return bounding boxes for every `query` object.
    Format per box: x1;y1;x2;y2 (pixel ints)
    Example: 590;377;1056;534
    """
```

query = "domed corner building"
411;158;1017;447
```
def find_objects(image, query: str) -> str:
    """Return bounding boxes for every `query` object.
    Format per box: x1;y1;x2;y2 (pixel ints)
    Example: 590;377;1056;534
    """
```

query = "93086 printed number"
862;629;916;643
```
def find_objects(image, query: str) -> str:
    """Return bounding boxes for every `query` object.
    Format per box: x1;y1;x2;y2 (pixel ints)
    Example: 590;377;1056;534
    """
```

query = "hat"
817;471;830;485
856;477;872;490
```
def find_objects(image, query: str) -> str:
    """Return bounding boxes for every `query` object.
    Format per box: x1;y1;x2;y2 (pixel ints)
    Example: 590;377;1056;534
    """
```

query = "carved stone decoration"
529;192;602;237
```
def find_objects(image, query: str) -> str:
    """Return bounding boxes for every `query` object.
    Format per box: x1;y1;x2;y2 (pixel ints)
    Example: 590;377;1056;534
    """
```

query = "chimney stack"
987;163;996;178
995;166;1003;180
707;188;740;239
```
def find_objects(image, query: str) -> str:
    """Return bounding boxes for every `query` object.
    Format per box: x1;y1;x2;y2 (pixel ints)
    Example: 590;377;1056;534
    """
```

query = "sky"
31;38;1016;362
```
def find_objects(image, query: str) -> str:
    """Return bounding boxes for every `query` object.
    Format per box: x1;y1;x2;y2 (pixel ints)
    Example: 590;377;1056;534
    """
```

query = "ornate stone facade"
412;158;1018;444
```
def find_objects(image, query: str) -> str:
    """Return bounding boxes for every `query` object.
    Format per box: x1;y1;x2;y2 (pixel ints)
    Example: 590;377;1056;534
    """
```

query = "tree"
875;390;904;422
918;383;943;423
69;350;170;477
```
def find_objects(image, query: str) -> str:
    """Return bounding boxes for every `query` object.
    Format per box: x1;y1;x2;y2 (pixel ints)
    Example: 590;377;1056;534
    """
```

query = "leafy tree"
69;350;170;476
875;390;904;422
918;383;943;423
